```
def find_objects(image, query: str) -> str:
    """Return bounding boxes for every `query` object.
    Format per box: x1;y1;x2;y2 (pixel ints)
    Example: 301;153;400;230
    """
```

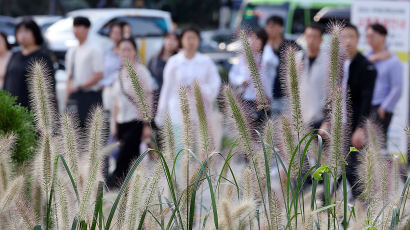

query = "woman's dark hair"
254;28;268;51
0;32;10;50
180;26;201;41
367;23;388;36
118;37;138;51
15;18;44;46
73;16;91;28
158;32;179;57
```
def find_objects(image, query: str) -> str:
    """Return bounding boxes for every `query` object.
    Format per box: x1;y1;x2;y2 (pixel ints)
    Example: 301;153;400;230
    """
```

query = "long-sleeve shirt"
155;51;221;126
297;50;329;125
365;51;403;112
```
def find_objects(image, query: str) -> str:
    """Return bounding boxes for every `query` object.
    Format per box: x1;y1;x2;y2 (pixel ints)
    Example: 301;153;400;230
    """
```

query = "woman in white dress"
155;27;221;140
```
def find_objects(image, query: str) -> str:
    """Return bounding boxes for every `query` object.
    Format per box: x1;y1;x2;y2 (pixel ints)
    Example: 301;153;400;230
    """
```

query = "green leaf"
312;164;331;181
350;146;359;152
33;225;42;230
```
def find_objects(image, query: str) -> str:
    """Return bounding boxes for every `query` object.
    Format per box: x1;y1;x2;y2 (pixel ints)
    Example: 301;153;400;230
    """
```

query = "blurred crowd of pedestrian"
0;15;403;191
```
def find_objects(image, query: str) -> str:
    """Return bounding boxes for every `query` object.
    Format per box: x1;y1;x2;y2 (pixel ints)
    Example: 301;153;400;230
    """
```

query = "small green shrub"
0;90;37;165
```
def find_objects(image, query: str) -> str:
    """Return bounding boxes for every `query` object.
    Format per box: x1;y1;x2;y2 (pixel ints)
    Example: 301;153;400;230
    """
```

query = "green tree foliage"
0;90;37;165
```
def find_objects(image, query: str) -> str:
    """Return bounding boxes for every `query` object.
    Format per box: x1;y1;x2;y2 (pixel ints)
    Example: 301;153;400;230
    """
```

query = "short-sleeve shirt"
65;41;104;91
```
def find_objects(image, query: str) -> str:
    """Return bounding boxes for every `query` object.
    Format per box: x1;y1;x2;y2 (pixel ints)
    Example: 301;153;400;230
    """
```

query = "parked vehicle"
234;0;351;40
0;16;16;45
29;16;63;33
45;8;173;112
45;8;173;67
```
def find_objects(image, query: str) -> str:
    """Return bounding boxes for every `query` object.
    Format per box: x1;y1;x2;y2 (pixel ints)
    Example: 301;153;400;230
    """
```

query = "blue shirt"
100;46;121;86
365;51;403;112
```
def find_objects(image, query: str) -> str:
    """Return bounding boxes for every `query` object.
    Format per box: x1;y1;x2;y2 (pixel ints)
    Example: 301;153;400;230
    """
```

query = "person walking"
320;23;377;199
3;18;55;110
264;15;300;116
147;32;179;115
65;16;104;127
107;38;155;188
297;23;328;129
365;23;403;141
155;26;221;151
229;28;274;130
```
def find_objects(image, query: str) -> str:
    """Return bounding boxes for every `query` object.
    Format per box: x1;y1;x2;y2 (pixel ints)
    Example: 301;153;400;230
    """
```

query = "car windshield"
0;20;15;36
240;4;289;29
46;17;73;33
100;16;168;37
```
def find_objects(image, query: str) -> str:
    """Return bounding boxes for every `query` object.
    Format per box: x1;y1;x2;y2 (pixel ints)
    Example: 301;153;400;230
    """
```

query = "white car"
45;8;173;65
45;8;173;112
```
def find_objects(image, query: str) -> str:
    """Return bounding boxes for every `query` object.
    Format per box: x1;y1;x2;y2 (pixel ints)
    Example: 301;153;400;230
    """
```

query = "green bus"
234;0;352;38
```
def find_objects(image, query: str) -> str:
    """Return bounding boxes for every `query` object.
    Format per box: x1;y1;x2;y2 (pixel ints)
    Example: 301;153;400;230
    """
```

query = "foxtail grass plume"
125;59;152;122
263;119;275;166
283;47;303;136
239;29;269;110
179;86;193;190
0;134;15;194
15;199;36;229
126;169;142;229
78;107;105;222
224;86;254;158
269;192;282;230
117;182;131;229
55;180;70;230
194;81;213;157
179;86;194;151
86;107;105;167
39;133;54;195
28;61;55;134
328;23;343;94
160;113;176;163
32;180;43;221
241;167;254;201
221;199;234;230
60;114;80;184
280;116;299;178
358;121;384;204
0;175;24;212
330;88;345;174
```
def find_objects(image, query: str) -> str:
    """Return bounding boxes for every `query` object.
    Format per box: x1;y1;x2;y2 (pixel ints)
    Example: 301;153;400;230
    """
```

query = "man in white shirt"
297;23;328;129
65;16;104;126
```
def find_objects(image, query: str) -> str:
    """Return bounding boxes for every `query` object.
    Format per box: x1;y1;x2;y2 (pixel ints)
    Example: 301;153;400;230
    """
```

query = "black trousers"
67;90;102;128
370;105;393;140
107;120;144;189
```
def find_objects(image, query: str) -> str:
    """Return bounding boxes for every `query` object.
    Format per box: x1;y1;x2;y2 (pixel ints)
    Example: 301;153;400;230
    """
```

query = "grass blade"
58;154;80;202
137;209;148;230
91;181;104;230
104;149;150;230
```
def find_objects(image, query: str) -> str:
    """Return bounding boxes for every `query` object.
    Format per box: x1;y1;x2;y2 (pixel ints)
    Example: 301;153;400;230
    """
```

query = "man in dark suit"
320;23;377;199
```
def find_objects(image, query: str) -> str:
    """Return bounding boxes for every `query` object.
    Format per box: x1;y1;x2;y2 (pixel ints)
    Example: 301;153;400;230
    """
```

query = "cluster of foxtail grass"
2;25;410;230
